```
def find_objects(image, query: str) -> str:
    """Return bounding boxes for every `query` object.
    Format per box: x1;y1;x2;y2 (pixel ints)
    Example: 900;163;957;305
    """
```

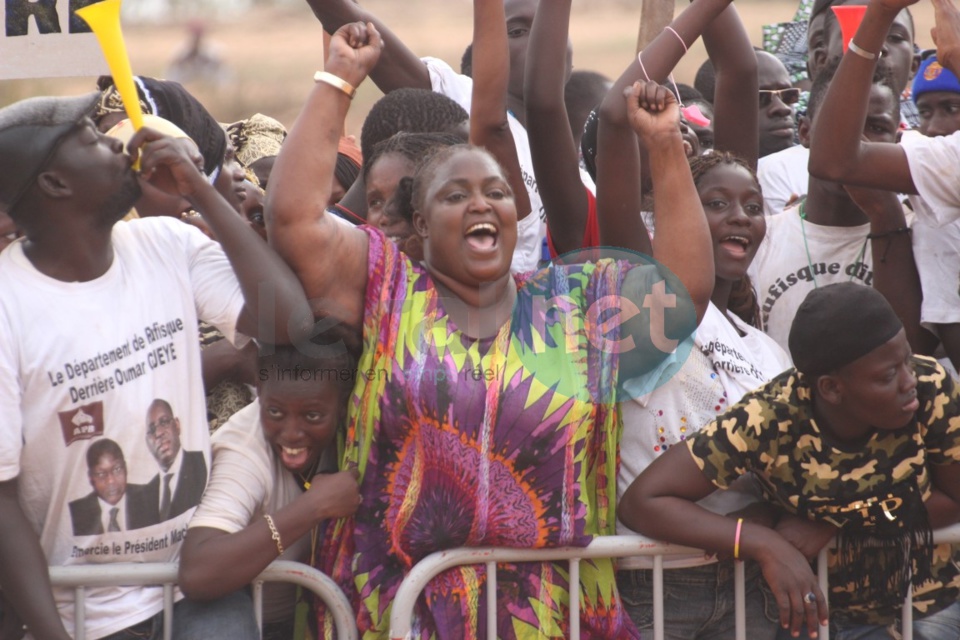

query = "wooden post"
636;0;676;53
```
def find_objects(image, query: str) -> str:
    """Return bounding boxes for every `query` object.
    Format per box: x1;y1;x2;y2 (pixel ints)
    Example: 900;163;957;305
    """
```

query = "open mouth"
464;222;499;252
718;235;751;258
279;444;310;470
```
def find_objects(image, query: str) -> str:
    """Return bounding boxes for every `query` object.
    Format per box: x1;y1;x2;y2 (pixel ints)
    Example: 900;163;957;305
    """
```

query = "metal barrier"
49;560;357;640
389;525;960;640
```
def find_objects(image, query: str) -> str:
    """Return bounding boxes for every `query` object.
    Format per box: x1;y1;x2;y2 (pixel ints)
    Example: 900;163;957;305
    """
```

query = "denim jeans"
773;600;960;640
617;560;780;640
831;600;960;640
99;589;259;640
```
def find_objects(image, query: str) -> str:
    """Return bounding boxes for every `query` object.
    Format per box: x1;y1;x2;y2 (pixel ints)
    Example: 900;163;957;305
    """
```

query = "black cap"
0;93;99;214
788;283;903;377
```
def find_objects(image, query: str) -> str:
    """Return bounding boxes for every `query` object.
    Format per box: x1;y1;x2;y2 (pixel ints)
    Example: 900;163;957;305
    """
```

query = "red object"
832;5;868;54
681;104;711;128
546;187;599;258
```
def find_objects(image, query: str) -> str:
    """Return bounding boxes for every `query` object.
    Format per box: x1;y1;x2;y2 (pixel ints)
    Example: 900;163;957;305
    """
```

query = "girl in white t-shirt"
179;343;361;640
617;153;792;639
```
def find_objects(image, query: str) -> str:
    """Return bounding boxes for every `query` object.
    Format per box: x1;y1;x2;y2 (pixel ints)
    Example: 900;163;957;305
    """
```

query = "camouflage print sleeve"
916;356;960;464
686;383;785;490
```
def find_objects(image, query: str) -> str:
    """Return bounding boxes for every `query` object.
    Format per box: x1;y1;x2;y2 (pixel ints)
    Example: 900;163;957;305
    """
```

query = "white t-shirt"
0;217;246;640
757;131;924;218
758;145;808;216
911;215;960;327
749;202;874;351
901;131;960;329
189;401;309;622
902;129;960;228
617;303;791;565
423;57;545;273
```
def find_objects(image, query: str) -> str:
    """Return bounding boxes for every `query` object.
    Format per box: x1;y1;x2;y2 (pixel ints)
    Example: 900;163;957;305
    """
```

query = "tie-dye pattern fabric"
316;228;654;639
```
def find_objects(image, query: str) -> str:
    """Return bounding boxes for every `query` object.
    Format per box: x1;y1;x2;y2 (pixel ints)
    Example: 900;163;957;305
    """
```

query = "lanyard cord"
798;200;869;289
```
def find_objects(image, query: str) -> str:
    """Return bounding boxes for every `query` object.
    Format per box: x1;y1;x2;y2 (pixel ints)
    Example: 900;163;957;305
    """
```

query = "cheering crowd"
3;0;960;639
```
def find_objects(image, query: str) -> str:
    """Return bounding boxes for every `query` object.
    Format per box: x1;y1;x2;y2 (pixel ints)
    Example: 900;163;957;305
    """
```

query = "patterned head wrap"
225;113;286;168
95;75;226;182
93;82;152;122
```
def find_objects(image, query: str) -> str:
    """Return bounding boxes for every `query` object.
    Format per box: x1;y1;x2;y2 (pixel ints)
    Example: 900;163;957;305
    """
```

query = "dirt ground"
0;0;939;137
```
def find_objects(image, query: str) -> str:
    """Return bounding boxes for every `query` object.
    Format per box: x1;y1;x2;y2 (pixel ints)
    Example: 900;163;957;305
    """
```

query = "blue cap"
912;54;960;104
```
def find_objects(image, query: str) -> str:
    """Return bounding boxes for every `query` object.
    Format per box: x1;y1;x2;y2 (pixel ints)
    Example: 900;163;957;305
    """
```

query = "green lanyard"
798;200;869;289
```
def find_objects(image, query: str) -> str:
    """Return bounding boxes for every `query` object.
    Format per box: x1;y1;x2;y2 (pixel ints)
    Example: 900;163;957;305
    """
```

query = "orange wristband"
734;518;744;560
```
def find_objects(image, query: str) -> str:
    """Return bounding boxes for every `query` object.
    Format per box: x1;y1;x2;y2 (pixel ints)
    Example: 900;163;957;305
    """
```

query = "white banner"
0;0;107;80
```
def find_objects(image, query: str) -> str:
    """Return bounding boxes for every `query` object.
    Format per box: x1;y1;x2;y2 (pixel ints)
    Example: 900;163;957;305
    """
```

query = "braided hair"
359;89;469;161
362;131;464;183
688;152;764;329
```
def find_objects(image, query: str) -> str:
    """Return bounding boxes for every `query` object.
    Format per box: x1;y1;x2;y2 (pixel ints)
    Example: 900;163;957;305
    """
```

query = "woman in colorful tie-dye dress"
265;20;716;640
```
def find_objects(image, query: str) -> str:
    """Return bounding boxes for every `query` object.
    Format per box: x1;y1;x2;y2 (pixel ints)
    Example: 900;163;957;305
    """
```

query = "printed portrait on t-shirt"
143;398;207;521
69;438;159;535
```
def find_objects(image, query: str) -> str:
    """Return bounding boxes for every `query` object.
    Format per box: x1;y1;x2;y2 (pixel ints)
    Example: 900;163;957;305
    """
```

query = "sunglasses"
759;88;801;108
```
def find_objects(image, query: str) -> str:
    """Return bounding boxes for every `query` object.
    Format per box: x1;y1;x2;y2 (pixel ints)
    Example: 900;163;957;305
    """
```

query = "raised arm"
128;129;312;346
303;0;430;93
596;0;732;253
808;0;918;193
933;0;960;76
625;82;714;325
470;0;532;221
0;479;72;640
523;0;588;253
703;3;758;167
616;82;713;383
265;23;382;336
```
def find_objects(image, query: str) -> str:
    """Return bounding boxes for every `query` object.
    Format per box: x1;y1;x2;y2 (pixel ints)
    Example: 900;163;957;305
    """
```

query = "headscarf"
788;283;903;377
95;75;226;181
225;113;286;168
334;136;362;193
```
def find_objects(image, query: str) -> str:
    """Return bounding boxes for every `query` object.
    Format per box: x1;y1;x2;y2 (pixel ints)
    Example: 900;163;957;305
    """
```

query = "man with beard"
0;93;311;640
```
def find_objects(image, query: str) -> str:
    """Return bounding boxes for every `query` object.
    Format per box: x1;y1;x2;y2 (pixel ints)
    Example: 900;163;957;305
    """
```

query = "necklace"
798;200;869;289
296;456;322;492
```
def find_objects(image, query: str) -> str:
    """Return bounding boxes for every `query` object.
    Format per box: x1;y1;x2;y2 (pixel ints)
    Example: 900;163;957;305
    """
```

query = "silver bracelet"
848;41;878;61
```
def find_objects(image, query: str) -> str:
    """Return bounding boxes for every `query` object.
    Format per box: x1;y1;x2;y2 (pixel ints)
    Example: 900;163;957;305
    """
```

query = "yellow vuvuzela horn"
76;0;144;133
